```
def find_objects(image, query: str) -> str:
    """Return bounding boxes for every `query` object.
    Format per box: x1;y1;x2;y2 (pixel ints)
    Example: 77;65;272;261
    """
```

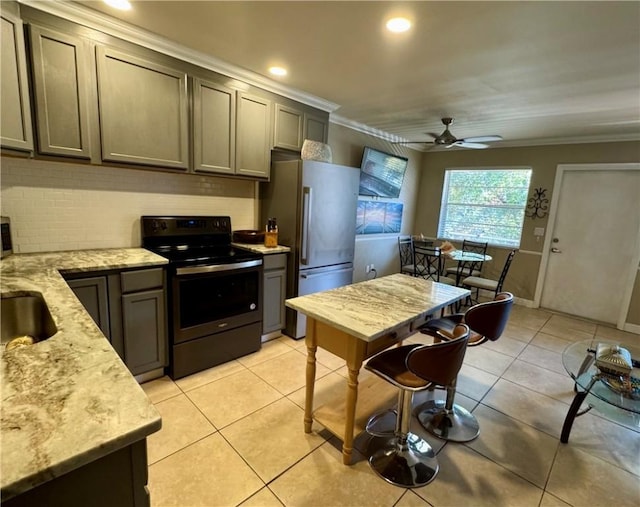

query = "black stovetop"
141;216;261;267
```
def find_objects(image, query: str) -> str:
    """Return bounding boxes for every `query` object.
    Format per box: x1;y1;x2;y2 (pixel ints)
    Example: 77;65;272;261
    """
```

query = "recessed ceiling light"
386;17;411;33
104;0;132;11
269;66;287;77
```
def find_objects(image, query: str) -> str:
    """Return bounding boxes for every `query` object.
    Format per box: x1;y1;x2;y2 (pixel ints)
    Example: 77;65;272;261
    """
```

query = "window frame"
437;166;532;248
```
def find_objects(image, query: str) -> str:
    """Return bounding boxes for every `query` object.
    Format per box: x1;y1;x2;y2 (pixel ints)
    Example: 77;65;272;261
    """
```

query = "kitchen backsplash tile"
0;157;256;253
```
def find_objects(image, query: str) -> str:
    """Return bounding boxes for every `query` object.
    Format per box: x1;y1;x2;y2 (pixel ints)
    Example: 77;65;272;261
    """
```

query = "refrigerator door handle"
301;186;312;265
300;266;353;279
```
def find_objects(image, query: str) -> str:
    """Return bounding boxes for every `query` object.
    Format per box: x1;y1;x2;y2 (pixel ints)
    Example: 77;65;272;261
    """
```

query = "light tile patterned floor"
141;306;640;507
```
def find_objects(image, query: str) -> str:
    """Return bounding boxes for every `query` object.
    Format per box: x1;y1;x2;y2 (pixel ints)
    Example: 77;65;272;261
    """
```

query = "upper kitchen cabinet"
235;92;272;179
28;25;92;159
1;10;34;152
273;103;304;151
96;46;189;170
304;111;329;144
273;104;329;151
192;77;235;174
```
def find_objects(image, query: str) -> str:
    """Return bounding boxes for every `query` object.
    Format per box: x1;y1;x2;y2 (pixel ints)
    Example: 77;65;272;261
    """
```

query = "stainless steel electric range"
142;216;263;379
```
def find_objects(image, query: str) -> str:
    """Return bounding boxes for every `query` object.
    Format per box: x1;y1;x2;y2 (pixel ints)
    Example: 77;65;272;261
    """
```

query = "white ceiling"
63;1;640;148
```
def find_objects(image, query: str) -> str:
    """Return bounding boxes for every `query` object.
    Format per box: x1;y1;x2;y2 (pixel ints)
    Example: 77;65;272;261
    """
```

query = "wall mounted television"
358;147;408;199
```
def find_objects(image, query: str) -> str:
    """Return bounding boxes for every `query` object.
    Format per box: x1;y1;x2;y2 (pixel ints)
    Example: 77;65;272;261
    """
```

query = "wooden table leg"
341;337;366;465
341;363;362;464
304;320;317;434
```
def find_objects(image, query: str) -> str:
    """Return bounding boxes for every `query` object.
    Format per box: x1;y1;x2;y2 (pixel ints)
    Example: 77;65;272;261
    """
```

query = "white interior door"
540;168;640;324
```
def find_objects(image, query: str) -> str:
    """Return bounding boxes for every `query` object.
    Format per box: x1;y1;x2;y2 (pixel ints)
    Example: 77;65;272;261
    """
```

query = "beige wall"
328;123;422;282
413;141;640;323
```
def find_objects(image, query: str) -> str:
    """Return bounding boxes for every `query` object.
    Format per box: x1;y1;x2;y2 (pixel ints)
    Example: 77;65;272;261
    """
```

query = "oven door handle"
175;259;262;275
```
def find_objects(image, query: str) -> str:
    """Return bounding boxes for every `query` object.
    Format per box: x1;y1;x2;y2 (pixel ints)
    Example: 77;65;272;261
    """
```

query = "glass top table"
561;339;639;442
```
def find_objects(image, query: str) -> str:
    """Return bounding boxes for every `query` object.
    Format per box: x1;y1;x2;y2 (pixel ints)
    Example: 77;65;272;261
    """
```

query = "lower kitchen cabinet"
122;289;166;376
66;276;111;340
3;439;150;507
65;267;168;377
262;253;287;334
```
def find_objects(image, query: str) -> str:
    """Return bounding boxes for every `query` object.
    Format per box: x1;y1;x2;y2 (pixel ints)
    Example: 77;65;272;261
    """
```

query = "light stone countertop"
0;248;168;500
232;242;291;255
286;273;470;342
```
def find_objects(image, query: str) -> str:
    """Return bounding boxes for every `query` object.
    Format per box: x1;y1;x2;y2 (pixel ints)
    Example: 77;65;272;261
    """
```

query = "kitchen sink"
1;293;58;347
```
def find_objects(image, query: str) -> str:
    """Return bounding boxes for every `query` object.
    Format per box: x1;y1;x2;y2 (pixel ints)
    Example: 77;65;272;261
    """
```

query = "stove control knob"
160;221;167;230
249;303;256;310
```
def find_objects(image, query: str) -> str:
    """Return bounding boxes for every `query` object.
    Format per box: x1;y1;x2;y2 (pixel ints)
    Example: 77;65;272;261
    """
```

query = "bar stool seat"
364;324;470;488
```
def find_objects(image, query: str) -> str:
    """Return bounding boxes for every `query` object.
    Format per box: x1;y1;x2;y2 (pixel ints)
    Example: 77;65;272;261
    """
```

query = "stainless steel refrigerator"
260;159;360;339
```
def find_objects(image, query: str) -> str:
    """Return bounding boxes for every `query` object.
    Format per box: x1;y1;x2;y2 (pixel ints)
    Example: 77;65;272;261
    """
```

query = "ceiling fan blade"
427;133;441;139
461;135;503;143
455;141;489;149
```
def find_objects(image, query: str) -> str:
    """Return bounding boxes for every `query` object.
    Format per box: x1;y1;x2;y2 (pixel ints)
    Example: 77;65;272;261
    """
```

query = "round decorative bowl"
233;230;265;244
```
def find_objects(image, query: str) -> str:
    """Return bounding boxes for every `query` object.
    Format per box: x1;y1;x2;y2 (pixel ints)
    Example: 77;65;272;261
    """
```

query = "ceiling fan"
398;118;503;149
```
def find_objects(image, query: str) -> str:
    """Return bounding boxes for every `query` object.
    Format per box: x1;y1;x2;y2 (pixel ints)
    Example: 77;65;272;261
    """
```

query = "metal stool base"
368;433;439;488
417;400;480;442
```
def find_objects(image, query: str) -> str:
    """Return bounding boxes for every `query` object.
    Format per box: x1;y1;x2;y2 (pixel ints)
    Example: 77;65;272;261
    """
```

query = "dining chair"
445;239;488;283
364;324;470;487
462;249;517;304
412;244;456;285
398;235;415;275
415;293;514;442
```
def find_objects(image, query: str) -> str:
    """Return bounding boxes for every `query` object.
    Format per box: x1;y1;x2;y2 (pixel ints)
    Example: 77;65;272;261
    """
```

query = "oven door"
172;259;262;343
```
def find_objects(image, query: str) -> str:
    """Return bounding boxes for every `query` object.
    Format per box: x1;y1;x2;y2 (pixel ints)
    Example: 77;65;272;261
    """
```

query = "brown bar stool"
416;292;513;442
364;324;470;488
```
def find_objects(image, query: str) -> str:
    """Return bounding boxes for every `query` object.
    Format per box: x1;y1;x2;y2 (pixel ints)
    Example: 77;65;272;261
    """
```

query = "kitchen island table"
286;273;470;465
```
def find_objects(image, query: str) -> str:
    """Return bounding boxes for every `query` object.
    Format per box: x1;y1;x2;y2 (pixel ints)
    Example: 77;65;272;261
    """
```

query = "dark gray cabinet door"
122;289;167;376
236;92;272;179
28;25;92;158
273;103;303;151
193;77;236;174
67;276;111;340
96;46;189;170
262;254;287;333
0;11;33;151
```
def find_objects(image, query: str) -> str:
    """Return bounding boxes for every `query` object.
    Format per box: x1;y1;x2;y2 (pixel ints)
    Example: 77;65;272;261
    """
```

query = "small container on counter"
264;218;278;247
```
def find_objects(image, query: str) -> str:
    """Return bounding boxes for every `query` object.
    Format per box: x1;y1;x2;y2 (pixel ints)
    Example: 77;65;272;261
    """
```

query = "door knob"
551;247;562;253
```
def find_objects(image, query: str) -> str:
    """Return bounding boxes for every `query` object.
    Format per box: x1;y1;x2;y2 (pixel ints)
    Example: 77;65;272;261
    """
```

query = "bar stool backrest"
406;324;470;386
464;292;513;342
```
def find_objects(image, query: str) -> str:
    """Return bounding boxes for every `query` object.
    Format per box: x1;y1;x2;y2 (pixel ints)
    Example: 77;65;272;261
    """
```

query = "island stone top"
286;273;470;342
1;248;168;499
232;242;291;255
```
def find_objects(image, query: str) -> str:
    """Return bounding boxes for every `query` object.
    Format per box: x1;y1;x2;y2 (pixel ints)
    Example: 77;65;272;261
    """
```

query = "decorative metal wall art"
525;187;549;219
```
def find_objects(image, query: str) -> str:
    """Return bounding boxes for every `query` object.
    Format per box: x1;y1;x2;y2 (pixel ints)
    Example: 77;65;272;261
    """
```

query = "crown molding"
330;114;413;143
492;133;640;148
19;0;340;113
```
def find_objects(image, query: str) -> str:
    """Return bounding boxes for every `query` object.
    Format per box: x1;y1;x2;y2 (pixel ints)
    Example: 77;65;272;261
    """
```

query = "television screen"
358;147;408;198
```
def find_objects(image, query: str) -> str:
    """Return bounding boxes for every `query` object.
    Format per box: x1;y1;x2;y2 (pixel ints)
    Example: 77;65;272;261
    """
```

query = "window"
438;168;532;248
